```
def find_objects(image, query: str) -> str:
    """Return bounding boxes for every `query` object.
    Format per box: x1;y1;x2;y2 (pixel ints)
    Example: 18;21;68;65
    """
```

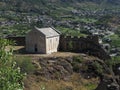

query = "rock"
34;57;74;79
96;75;120;90
113;63;120;75
107;83;119;90
32;61;41;70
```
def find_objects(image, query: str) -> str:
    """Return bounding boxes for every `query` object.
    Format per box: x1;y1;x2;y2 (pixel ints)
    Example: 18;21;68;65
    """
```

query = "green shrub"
72;63;81;72
105;56;120;68
15;57;35;74
73;56;83;63
0;39;24;90
92;61;103;74
85;83;97;90
72;56;83;72
109;34;120;47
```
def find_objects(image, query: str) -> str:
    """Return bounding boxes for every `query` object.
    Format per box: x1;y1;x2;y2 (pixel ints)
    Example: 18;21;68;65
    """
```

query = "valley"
0;0;120;90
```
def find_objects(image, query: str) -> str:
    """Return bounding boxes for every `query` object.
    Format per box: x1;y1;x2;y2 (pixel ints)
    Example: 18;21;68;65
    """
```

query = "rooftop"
35;27;60;37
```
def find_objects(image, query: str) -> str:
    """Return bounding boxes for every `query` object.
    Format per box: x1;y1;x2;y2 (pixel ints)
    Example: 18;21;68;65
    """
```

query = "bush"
85;83;97;90
72;63;81;72
15;57;35;74
72;56;83;72
105;56;120;68
0;39;24;90
92;61;103;74
73;56;83;63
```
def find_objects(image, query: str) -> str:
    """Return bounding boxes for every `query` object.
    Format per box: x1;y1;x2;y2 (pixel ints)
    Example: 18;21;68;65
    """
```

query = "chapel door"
34;44;38;53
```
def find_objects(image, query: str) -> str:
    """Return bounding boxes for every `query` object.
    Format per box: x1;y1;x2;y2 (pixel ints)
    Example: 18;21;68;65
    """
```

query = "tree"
0;39;24;90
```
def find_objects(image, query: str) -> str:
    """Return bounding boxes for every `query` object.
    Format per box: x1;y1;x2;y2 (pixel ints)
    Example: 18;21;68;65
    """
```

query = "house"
26;27;60;54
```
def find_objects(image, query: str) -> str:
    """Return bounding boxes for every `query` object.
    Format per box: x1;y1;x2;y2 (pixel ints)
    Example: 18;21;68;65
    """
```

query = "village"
2;11;120;57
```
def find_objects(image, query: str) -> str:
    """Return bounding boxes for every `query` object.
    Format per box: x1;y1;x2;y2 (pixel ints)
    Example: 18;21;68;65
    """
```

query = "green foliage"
0;39;24;90
92;61;103;74
113;56;120;64
0;67;23;90
72;56;83;72
109;34;120;47
80;18;97;23
0;24;31;36
56;26;86;37
15;57;35;74
96;15;113;24
116;27;120;36
105;56;120;68
73;56;83;63
85;83;97;90
0;39;14;64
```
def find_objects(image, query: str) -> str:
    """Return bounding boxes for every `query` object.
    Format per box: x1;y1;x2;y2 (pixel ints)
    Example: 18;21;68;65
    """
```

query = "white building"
26;27;60;54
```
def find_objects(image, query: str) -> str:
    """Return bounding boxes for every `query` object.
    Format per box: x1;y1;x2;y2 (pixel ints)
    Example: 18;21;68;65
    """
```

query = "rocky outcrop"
33;55;102;79
34;57;74;80
94;60;120;90
32;55;120;90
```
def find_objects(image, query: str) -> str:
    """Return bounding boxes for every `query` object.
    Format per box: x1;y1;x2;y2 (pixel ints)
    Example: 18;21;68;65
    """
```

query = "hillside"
0;0;120;37
0;0;120;12
0;1;120;90
15;52;120;90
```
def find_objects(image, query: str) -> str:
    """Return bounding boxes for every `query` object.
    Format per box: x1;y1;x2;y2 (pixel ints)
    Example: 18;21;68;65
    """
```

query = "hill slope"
0;0;120;12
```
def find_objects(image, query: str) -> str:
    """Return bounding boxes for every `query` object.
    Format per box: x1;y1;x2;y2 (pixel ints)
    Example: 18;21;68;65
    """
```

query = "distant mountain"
0;0;120;12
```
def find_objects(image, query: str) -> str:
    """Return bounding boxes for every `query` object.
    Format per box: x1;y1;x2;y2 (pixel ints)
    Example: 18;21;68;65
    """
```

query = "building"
26;27;60;54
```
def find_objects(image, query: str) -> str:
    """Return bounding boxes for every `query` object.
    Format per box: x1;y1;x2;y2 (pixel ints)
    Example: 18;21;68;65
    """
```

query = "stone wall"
59;35;110;60
6;36;25;46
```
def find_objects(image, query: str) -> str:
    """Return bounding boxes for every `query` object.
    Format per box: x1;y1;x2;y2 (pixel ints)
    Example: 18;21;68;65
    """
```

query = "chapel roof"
35;27;60;37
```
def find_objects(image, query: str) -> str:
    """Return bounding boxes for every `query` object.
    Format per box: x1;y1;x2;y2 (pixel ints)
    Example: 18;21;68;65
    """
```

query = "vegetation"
15;56;35;74
73;56;83;63
92;61;103;74
105;56;120;68
109;34;120;47
56;26;87;37
0;39;24;90
72;56;83;72
85;83;97;90
0;0;120;37
0;0;120;90
80;18;97;23
95;15;113;24
0;24;31;37
27;73;98;90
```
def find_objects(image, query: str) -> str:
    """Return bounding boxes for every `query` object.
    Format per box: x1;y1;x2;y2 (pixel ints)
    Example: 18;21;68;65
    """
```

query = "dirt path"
16;52;81;57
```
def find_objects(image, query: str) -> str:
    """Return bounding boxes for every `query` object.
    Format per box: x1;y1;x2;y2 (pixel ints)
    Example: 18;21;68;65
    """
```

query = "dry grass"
24;74;99;90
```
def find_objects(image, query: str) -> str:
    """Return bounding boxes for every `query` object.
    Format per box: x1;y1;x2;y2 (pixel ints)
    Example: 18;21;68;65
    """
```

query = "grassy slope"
0;0;120;12
24;74;99;90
